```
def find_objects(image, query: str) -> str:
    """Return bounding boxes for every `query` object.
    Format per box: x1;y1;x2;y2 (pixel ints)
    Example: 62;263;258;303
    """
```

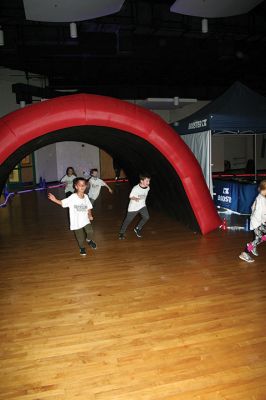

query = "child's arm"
129;187;139;201
102;180;113;194
88;208;94;221
48;193;63;206
107;185;113;194
130;196;140;201
101;179;113;194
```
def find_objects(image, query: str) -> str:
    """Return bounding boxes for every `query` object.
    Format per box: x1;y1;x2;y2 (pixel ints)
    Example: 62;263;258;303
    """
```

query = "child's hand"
89;215;94;221
48;193;56;202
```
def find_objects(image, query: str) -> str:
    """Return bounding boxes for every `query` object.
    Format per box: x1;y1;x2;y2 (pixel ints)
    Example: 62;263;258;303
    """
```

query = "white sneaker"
239;252;254;263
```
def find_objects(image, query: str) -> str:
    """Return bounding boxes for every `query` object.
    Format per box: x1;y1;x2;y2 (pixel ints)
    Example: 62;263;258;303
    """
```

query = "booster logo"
217;187;231;203
188;118;207;130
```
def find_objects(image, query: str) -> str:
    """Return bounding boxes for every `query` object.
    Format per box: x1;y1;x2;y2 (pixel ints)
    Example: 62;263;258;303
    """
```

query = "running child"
60;166;77;197
239;179;266;263
48;177;97;256
119;173;151;240
88;168;113;205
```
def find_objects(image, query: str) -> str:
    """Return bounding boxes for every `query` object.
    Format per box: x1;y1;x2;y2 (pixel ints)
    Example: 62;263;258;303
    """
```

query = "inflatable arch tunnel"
0;94;221;234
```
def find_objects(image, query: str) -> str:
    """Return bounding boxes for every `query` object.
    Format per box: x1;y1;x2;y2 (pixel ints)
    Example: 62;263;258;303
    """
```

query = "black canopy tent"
172;81;266;135
171;81;266;191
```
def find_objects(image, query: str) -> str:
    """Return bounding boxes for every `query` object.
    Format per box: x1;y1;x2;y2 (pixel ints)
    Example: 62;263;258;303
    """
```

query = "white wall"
56;141;100;180
35;143;58;183
34;141;100;183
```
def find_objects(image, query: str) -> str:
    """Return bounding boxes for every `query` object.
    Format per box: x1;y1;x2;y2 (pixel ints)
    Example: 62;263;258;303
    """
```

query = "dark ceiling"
1;0;266;100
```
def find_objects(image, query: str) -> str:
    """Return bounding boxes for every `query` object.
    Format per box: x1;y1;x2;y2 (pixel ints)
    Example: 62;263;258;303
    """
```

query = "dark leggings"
120;206;149;234
74;224;93;249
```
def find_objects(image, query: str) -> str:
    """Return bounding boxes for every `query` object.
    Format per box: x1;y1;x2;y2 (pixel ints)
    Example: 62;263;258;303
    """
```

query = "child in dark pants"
239;180;266;263
48;177;97;256
119;173;151;240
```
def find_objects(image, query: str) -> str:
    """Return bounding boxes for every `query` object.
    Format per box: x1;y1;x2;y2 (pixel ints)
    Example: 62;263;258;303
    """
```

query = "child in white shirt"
119;173;151;240
239;180;266;263
48;177;97;256
88;169;113;205
60;167;77;197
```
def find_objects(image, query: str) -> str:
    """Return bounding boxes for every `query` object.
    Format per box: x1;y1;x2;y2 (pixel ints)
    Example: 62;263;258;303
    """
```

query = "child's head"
90;168;98;178
73;177;87;193
139;173;151;188
259;180;266;196
66;167;75;176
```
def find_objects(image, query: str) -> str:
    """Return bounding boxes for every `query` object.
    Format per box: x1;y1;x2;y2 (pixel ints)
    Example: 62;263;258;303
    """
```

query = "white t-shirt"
128;184;150;212
61;174;76;193
61;193;93;230
250;193;266;230
88;177;107;200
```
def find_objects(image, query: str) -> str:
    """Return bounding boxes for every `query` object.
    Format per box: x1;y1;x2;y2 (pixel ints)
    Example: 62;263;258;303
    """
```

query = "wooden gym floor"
0;183;266;399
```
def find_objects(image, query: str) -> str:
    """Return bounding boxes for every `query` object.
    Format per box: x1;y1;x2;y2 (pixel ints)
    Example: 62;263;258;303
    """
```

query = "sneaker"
134;227;142;238
80;248;87;256
239;252;254;263
247;242;258;256
86;239;97;250
119;233;125;240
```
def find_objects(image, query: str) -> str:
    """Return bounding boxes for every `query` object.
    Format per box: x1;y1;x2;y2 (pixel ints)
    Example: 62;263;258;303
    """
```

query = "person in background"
48;177;97;256
239;180;266;263
113;158;122;181
119;173;151;240
60;167;77;198
88;168;113;205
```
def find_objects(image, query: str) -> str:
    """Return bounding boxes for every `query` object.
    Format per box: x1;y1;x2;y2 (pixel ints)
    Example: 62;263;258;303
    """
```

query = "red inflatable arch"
0;94;221;234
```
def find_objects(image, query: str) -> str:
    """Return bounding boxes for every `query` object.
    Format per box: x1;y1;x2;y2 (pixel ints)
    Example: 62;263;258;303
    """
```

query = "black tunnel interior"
0;125;200;232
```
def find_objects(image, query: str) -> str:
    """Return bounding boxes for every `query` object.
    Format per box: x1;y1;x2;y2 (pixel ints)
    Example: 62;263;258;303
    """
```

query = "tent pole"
209;130;213;196
254;134;257;182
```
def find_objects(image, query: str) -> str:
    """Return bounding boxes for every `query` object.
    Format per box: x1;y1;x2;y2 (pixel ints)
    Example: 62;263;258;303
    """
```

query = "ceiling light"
202;18;208;33
0;26;4;46
70;22;78;38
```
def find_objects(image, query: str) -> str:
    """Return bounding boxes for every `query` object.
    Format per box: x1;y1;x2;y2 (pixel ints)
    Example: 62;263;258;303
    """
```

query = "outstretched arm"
48;192;62;206
103;181;113;194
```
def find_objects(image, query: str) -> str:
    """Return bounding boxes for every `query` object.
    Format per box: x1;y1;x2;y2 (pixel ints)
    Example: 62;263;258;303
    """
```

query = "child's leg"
84;223;97;249
247;223;266;253
84;224;93;241
120;211;138;234
136;207;150;230
74;227;86;249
